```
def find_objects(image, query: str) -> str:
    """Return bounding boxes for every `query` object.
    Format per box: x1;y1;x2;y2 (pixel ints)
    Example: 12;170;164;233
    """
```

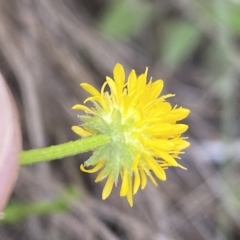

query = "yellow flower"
72;63;190;206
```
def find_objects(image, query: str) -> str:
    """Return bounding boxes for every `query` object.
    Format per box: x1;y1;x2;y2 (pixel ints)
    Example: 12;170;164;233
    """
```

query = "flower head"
72;63;190;206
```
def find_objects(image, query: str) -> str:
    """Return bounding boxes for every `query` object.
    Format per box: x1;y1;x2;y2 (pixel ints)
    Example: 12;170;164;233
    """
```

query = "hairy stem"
20;135;110;165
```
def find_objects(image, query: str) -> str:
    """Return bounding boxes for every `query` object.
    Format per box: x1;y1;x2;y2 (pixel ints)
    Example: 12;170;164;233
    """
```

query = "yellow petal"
95;169;105;182
146;124;188;136
144;125;173;136
72;104;94;113
126;175;133;207
83;96;100;103
80;83;101;96
140;169;147;189
113;63;125;94
170;108;190;121
133;170;140;195
106;77;117;96
71;126;92;137
80;161;104;173
101;81;108;95
175;139;190;150
120;169;128;196
137;73;147;90
151;80;163;94
145;67;148;76
160;94;175;100
170;124;189;134
157;151;179;167
144;155;166;181
127;70;137;94
145;170;158;186
144;139;175;151
155;101;172;113
102;173;114;200
178;164;187;170
132;154;140;171
84;96;107;110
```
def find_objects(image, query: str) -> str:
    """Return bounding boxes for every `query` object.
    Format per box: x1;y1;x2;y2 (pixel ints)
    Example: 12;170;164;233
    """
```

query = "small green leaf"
2;186;79;224
193;1;240;35
227;4;240;34
161;20;202;68
99;0;152;39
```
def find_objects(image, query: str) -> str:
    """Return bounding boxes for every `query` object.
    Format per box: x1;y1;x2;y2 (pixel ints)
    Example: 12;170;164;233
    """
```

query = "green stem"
20;134;110;165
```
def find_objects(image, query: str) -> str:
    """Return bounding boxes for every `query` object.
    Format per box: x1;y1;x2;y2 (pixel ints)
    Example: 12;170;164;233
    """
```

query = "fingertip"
0;73;21;211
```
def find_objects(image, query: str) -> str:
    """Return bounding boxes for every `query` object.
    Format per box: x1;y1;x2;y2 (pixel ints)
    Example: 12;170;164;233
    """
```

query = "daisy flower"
72;63;190;206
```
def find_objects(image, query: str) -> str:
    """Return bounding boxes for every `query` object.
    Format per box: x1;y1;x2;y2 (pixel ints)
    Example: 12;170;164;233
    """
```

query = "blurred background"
1;0;240;239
